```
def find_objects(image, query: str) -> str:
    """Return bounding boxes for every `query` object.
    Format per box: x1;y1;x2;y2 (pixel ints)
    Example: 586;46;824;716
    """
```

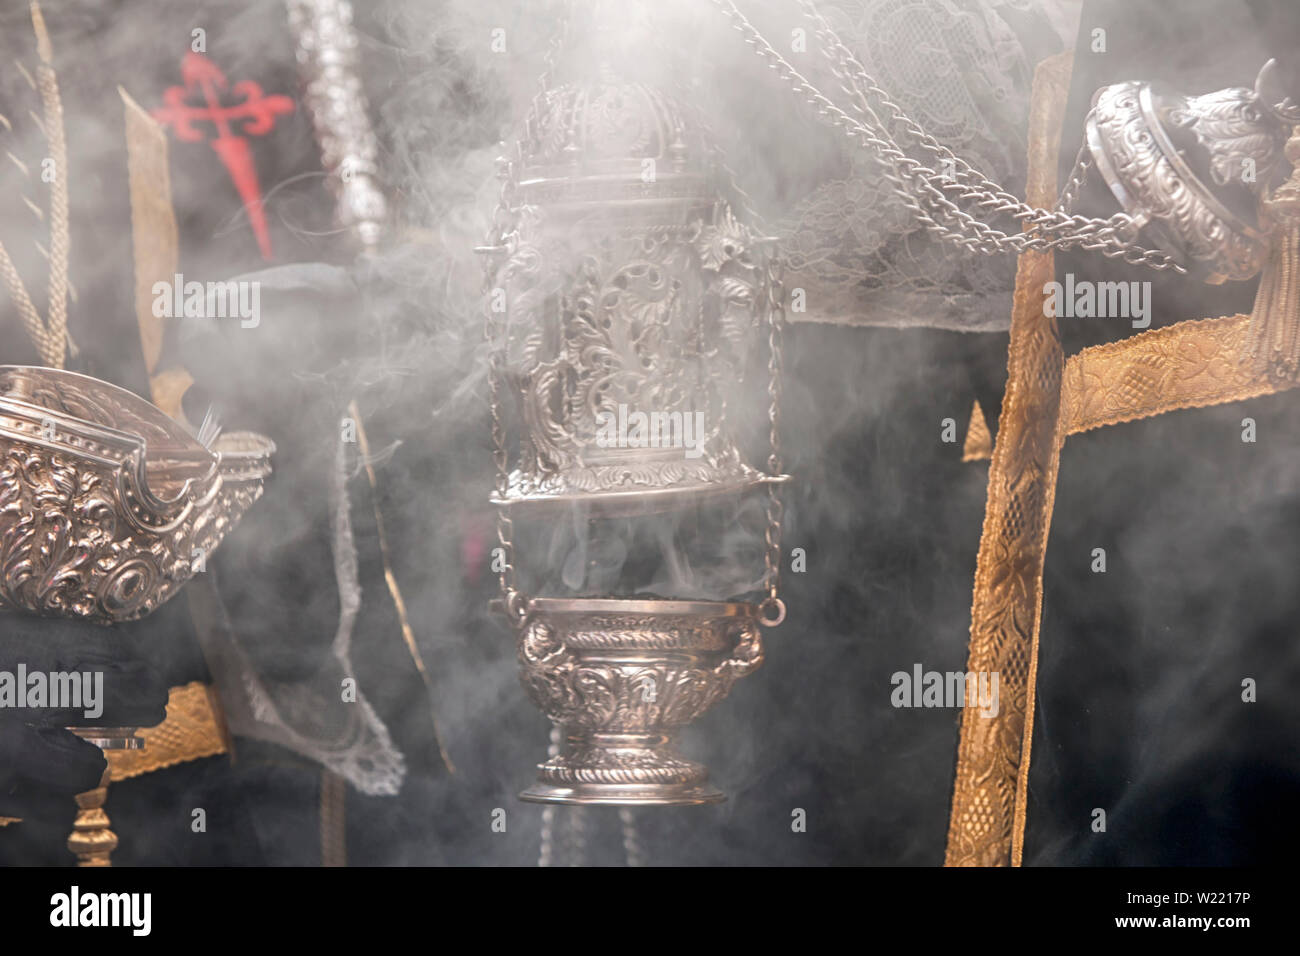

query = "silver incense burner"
481;18;787;806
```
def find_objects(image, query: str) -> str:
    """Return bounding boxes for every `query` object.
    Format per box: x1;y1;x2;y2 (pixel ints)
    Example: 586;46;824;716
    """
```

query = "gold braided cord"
0;3;69;368
34;2;68;368
0;241;52;361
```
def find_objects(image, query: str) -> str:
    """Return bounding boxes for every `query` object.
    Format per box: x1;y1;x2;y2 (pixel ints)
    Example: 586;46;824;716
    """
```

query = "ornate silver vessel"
517;598;763;805
1087;60;1300;283
0;366;273;624
481;8;787;807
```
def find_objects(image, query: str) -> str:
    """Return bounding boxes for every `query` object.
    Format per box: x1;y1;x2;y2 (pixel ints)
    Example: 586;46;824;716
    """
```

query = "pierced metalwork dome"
512;79;718;225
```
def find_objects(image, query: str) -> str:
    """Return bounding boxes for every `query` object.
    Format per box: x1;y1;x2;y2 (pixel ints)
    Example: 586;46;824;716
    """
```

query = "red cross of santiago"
152;52;295;261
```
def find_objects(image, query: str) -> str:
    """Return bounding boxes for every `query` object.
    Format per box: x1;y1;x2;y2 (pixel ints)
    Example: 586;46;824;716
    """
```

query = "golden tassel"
1245;126;1300;383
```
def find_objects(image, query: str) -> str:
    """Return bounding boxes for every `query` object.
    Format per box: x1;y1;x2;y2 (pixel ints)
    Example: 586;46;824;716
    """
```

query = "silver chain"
564;806;588;866
758;251;786;627
1056;139;1095;216
668;42;786;625
484;2;574;626
483;171;525;623
709;0;1186;273
537;727;562;866
619;808;645;867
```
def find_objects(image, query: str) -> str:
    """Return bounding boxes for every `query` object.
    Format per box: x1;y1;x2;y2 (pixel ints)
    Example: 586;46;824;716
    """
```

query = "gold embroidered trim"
948;87;1300;867
1061;314;1290;434
106;682;228;782
944;51;1072;867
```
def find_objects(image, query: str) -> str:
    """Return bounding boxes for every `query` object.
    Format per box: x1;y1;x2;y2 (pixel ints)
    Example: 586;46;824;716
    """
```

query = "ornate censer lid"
514;78;719;222
0;366;273;624
1087;60;1300;283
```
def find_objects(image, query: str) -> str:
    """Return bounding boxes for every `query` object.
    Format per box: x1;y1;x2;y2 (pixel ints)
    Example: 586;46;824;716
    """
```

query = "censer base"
520;731;730;806
523;728;730;807
520;781;725;806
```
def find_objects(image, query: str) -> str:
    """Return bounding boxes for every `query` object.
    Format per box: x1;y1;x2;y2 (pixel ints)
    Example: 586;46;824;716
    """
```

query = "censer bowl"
515;597;764;806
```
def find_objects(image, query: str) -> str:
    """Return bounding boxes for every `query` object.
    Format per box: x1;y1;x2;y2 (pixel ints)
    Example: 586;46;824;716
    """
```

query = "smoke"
5;0;1290;867
0;0;1035;865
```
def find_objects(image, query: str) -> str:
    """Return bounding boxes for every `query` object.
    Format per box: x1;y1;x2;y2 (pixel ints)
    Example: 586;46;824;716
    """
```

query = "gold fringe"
1244;126;1300;383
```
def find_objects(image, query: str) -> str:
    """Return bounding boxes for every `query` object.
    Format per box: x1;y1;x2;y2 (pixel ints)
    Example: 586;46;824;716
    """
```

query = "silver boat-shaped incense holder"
0;366;273;624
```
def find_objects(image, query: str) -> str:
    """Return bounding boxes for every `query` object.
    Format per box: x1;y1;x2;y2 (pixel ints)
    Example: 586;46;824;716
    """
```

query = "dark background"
1;0;1297;866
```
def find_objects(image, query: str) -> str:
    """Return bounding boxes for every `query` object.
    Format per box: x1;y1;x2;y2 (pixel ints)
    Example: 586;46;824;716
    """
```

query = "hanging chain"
1056;139;1096;216
564;806;588;867
770;0;1164;260
661;8;785;625
537;726;561;866
483;148;525;622
619;807;645;867
484;4;572;627
708;0;1186;273
758;251;786;628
